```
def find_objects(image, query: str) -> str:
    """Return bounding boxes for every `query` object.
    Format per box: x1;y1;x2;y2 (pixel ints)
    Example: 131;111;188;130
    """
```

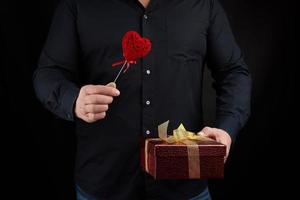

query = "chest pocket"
166;10;209;60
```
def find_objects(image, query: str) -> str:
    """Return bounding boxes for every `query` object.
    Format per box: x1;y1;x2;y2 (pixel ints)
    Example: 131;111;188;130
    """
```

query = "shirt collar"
118;0;160;12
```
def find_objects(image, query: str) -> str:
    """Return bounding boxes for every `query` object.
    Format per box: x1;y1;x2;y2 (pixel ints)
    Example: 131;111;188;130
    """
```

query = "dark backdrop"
0;0;295;199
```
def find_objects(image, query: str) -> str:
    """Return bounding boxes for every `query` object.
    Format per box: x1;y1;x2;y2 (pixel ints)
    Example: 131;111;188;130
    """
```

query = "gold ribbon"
158;121;210;144
145;121;211;178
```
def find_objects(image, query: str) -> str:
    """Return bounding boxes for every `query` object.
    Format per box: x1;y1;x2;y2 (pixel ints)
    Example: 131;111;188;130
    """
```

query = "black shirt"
33;0;251;199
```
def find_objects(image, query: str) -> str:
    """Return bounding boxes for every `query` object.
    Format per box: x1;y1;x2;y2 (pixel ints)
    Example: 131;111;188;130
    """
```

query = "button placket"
141;12;155;137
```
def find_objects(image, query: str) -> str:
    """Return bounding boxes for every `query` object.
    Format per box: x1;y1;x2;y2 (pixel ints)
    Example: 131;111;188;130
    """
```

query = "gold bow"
158;120;211;145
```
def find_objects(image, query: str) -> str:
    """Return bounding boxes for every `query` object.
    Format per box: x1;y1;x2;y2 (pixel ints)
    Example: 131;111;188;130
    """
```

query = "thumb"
198;127;216;139
106;82;117;88
198;131;206;136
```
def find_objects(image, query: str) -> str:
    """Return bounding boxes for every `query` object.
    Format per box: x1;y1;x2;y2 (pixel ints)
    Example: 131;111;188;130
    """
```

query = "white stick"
113;61;127;83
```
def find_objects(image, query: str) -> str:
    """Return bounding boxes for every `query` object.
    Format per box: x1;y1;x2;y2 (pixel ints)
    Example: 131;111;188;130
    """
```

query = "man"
33;0;251;199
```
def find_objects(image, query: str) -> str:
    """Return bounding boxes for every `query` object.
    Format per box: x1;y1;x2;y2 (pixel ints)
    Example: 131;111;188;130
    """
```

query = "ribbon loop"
158;121;211;144
112;60;136;68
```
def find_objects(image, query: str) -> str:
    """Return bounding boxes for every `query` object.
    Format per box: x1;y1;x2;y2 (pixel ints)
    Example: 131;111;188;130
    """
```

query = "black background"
0;0;296;199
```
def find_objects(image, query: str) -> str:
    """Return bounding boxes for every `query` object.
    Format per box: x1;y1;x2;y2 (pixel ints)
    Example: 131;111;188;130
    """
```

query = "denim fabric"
189;187;212;200
76;184;211;200
76;185;97;200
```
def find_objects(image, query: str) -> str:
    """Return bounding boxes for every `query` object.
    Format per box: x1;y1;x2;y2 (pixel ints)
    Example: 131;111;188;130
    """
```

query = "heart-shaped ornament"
122;31;151;62
111;31;152;83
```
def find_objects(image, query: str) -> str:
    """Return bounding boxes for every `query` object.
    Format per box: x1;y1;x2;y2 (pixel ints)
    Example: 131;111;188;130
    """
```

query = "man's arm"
33;0;120;123
199;0;252;159
33;0;80;121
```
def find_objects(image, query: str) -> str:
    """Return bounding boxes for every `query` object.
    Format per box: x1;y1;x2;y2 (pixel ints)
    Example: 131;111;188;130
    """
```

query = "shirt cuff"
214;114;241;141
61;84;80;121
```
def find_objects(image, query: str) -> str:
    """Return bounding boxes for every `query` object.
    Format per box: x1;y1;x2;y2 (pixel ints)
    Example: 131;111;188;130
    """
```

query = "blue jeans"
189;188;211;200
76;185;98;200
76;184;211;200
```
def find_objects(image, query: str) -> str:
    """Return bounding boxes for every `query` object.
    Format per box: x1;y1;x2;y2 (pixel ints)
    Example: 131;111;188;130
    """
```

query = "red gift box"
140;121;226;180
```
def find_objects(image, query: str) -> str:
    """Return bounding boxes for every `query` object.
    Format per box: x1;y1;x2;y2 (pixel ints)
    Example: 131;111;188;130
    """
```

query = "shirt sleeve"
206;0;252;140
33;0;80;121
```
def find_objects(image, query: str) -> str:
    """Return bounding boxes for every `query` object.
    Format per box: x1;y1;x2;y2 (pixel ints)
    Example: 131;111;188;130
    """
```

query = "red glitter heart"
111;31;152;82
122;31;151;62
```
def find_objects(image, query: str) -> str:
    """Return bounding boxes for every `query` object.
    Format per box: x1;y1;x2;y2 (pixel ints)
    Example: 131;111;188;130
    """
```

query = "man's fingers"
75;83;119;123
84;94;113;105
198;127;232;163
106;82;116;88
84;85;120;96
199;127;217;139
85;112;106;122
84;104;109;113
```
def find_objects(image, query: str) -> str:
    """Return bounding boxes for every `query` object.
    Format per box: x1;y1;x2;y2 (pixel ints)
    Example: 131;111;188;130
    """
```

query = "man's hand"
75;82;120;123
198;127;232;162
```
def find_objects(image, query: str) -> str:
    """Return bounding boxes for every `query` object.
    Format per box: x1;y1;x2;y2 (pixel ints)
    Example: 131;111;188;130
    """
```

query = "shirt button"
143;14;148;20
146;70;151;75
146;130;151;135
146;100;151;106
